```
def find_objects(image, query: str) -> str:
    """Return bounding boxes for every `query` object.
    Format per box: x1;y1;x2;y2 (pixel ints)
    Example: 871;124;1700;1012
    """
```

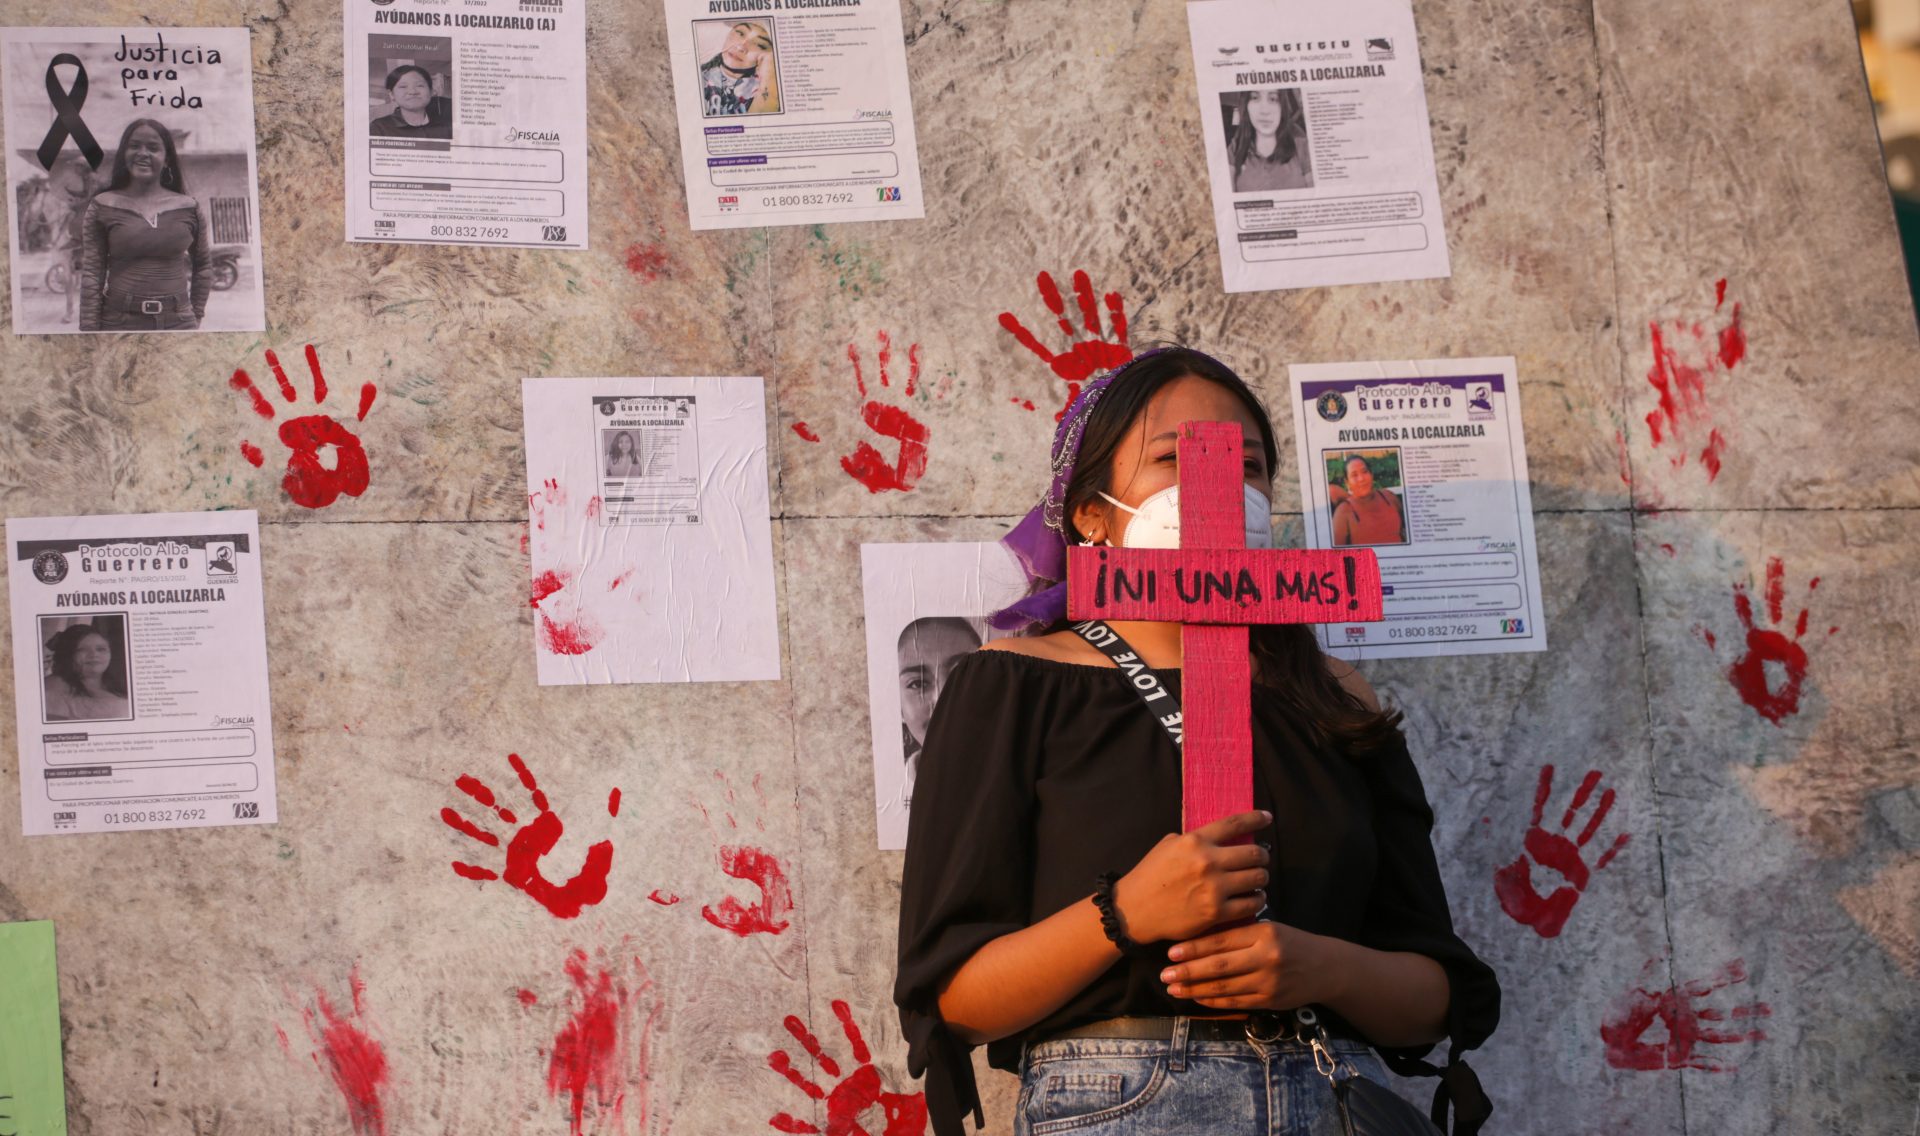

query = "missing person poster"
7;510;278;836
861;541;1027;849
521;376;780;684
1;27;266;334
1185;0;1449;292
1288;358;1546;659
665;0;925;230
343;0;588;248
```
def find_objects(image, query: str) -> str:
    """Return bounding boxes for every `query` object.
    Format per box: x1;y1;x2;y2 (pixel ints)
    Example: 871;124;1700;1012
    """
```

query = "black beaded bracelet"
1092;872;1148;956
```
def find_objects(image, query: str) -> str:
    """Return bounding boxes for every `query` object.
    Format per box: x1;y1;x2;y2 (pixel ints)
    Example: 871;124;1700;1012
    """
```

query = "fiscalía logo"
1466;382;1495;421
876;185;902;202
1366;37;1394;60
505;126;560;144
206;543;238;579
1315;390;1349;422
32;550;68;584
1500;619;1525;634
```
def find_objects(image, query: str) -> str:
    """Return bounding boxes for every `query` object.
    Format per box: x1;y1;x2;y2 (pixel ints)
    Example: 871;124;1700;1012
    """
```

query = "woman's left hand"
1159;921;1350;1011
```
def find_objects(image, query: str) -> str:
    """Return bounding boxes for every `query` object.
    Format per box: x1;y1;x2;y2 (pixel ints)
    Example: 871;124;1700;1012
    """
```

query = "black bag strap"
1070;620;1183;748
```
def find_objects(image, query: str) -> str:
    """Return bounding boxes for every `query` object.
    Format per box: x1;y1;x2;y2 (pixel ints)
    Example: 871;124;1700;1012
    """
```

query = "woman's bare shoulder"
979;630;1102;665
1324;655;1381;710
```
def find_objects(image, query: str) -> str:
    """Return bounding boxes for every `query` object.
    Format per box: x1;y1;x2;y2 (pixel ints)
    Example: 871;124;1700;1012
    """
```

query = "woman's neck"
1106;619;1184;668
78;676;106;695
399;106;430;125
1254;131;1279;159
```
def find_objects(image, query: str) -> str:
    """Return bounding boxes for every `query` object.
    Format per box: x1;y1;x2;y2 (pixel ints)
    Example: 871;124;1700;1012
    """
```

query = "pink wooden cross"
1066;421;1386;831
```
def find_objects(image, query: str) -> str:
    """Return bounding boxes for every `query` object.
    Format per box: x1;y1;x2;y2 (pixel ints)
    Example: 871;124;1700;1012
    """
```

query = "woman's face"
1245;90;1286;136
613;433;637;459
1073;374;1272;547
1345;458;1375;497
391;70;434;111
73;633;111;679
721;25;769;71
123;126;166;185
898;623;978;746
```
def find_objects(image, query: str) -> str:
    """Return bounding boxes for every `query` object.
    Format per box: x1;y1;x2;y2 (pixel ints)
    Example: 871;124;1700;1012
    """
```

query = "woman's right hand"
1111;810;1272;944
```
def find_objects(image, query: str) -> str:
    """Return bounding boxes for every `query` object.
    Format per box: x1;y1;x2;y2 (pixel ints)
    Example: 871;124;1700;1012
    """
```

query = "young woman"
43;623;130;722
1229;89;1313;193
700;22;779;116
368;65;452;139
896;348;1498;1135
78;119;212;332
1333;455;1407;546
606;431;646;477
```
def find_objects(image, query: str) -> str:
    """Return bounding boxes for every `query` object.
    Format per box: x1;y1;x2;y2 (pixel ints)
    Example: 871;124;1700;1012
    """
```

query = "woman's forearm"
935;896;1120;1046
1319;938;1450;1049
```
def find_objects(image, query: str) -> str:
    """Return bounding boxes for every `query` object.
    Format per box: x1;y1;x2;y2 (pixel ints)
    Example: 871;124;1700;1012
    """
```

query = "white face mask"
1098;483;1274;550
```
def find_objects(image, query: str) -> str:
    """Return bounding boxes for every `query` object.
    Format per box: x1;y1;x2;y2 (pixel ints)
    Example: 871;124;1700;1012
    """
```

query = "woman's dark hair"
1056;347;1403;755
106;119;186;193
1342;455;1372;482
385;64;435;93
46;623;127;699
1228;89;1305;179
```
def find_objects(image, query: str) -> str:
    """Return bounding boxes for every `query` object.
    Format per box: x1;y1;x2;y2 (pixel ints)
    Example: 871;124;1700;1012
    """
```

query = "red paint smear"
1492;765;1630;939
539;614;601;656
230;369;276;418
518;989;539;1006
1717;303;1746;370
875;330;893;389
305;344;329;404
1010;397;1036;412
1601;960;1770;1072
847;341;867;397
265;349;297;402
791;422;821;443
700;844;793;936
452;861;498;881
904;343;922;397
608;788;622;817
1700;430;1726;481
277;414;371;509
1714;278;1728;310
240;441;264;467
624;242;671;281
530;569;569;607
839;402;929;494
440;806;500;847
608;569;633;592
509;753;551;813
1614;430;1631;485
546;951;658;1136
764;1000;928;1135
648;889;680;906
301;970;390;1136
356;383;378;423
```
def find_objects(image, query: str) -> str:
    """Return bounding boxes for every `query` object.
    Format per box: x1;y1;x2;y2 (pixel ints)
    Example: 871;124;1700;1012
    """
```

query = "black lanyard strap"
1070;619;1184;748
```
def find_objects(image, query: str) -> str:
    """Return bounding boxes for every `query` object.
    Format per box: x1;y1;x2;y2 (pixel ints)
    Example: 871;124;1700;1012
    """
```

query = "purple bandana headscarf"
992;348;1198;632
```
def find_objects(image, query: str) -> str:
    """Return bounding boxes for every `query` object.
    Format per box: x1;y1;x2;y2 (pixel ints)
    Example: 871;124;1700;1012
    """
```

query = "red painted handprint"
1643;278;1745;481
535;947;663;1136
694;772;794;937
440;753;619;919
766;1000;927;1136
795;332;930;494
1493;764;1631;938
230;344;379;508
1701;557;1833;726
997;269;1132;419
279;967;392;1136
1601;959;1770;1072
527;479;607;656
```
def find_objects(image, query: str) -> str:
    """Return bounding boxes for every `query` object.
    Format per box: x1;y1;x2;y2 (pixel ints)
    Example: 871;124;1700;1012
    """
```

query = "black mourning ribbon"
36;53;104;171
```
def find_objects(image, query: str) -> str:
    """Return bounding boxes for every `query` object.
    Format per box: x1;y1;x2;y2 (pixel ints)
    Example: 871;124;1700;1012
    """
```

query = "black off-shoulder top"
894;649;1500;1135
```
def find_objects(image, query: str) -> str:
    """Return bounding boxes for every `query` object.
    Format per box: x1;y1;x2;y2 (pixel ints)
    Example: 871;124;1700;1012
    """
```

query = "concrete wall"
2;0;1917;1132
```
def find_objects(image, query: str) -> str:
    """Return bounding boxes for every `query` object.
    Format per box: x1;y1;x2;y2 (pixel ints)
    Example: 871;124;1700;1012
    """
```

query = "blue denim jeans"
1016;1017;1391;1135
